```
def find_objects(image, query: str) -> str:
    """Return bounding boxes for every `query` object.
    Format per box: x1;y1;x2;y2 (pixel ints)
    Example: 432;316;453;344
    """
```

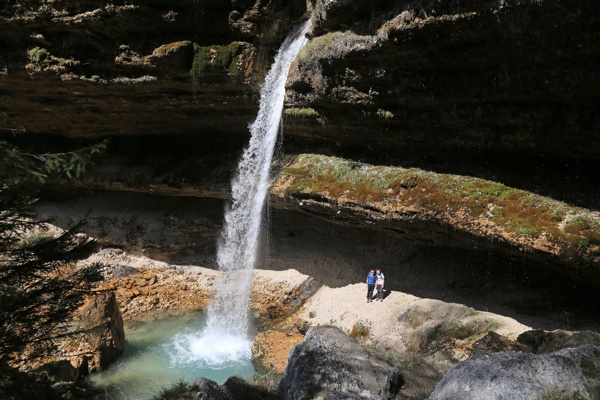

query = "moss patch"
191;42;244;78
283;107;320;118
276;154;600;262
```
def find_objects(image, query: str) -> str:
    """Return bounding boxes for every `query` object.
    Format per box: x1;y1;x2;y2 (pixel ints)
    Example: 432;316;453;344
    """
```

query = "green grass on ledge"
278;154;600;258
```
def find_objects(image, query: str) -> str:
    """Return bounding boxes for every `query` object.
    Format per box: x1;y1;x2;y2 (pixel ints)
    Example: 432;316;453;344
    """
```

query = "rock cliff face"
3;0;595;333
4;1;600;398
285;0;600;171
270;153;600;289
3;0;598;203
0;0;309;193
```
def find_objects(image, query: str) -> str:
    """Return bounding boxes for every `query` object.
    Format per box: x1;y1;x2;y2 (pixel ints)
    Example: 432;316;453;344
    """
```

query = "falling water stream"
178;17;312;367
207;19;312;337
90;20;312;399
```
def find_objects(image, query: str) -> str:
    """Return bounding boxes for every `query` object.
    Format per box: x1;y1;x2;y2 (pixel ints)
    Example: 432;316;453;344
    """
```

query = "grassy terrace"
275;154;600;261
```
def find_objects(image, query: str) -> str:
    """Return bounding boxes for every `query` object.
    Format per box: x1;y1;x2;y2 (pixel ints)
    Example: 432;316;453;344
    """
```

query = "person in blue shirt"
366;269;376;303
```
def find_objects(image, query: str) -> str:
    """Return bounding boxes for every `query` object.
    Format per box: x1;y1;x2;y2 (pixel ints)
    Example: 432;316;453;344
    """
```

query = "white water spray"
170;20;311;367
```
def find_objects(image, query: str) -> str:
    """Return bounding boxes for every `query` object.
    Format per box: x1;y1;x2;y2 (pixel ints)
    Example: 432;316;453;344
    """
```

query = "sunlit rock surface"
428;345;600;400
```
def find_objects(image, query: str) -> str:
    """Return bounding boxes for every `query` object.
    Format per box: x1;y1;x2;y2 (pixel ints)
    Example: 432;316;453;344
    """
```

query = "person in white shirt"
375;268;385;301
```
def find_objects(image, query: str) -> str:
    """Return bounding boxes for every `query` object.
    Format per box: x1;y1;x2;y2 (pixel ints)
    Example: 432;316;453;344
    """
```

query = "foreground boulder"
428;345;600;399
276;326;402;400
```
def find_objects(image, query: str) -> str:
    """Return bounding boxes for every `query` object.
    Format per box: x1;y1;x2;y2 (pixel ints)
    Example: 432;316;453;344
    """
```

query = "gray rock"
188;377;231;400
276;326;402;400
428;346;600;400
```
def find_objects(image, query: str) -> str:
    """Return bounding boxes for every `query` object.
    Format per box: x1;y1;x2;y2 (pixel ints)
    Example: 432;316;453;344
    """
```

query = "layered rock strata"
285;0;600;168
271;153;600;288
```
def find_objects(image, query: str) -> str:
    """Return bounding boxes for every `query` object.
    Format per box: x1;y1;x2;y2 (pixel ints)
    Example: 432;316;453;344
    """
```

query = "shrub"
350;322;370;339
27;47;50;64
377;109;394;119
150;379;189;400
284;108;320;118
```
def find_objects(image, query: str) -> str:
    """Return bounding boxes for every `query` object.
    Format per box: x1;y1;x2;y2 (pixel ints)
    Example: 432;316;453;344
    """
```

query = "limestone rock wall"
0;0;309;192
285;0;600;164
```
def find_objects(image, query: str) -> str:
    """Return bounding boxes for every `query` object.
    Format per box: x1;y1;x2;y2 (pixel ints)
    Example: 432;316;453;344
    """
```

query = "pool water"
89;313;255;400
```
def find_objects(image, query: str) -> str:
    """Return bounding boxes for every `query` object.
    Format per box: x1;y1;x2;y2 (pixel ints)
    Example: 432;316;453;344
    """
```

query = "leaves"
0;141;107;362
26;139;109;179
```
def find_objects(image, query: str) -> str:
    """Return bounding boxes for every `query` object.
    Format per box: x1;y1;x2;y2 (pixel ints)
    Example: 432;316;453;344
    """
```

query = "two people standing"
366;268;385;303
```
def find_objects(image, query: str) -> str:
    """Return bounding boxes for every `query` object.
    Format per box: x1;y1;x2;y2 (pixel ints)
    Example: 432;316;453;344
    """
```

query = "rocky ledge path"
80;248;531;375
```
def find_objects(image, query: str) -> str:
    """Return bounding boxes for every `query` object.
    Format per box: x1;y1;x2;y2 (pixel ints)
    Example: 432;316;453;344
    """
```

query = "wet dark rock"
287;0;600;167
223;376;273;400
517;329;553;353
518;329;600;355
276;326;402;400
471;331;529;354
36;359;80;383
188;377;231;400
0;0;308;194
186;376;275;400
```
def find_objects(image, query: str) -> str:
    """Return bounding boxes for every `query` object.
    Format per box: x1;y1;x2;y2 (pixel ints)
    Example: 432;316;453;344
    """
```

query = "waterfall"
206;20;312;336
169;21;311;369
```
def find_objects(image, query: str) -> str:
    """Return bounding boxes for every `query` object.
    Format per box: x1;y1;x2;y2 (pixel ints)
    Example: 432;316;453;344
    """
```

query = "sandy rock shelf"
77;249;533;375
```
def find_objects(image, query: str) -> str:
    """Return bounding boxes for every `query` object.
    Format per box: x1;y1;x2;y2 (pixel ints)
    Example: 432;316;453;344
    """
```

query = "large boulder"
73;291;126;373
276;326;402;400
428;345;600;400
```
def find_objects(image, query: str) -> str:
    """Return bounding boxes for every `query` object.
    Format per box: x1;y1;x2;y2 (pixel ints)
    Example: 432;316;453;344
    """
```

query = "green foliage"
245;372;283;395
0;142;46;210
0;140;108;211
90;75;100;82
26;47;78;72
13;139;108;182
0;141;107;364
284;108;320;118
350;321;370;338
150;379;190;400
191;46;211;77
27;47;50;65
377;109;394;119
